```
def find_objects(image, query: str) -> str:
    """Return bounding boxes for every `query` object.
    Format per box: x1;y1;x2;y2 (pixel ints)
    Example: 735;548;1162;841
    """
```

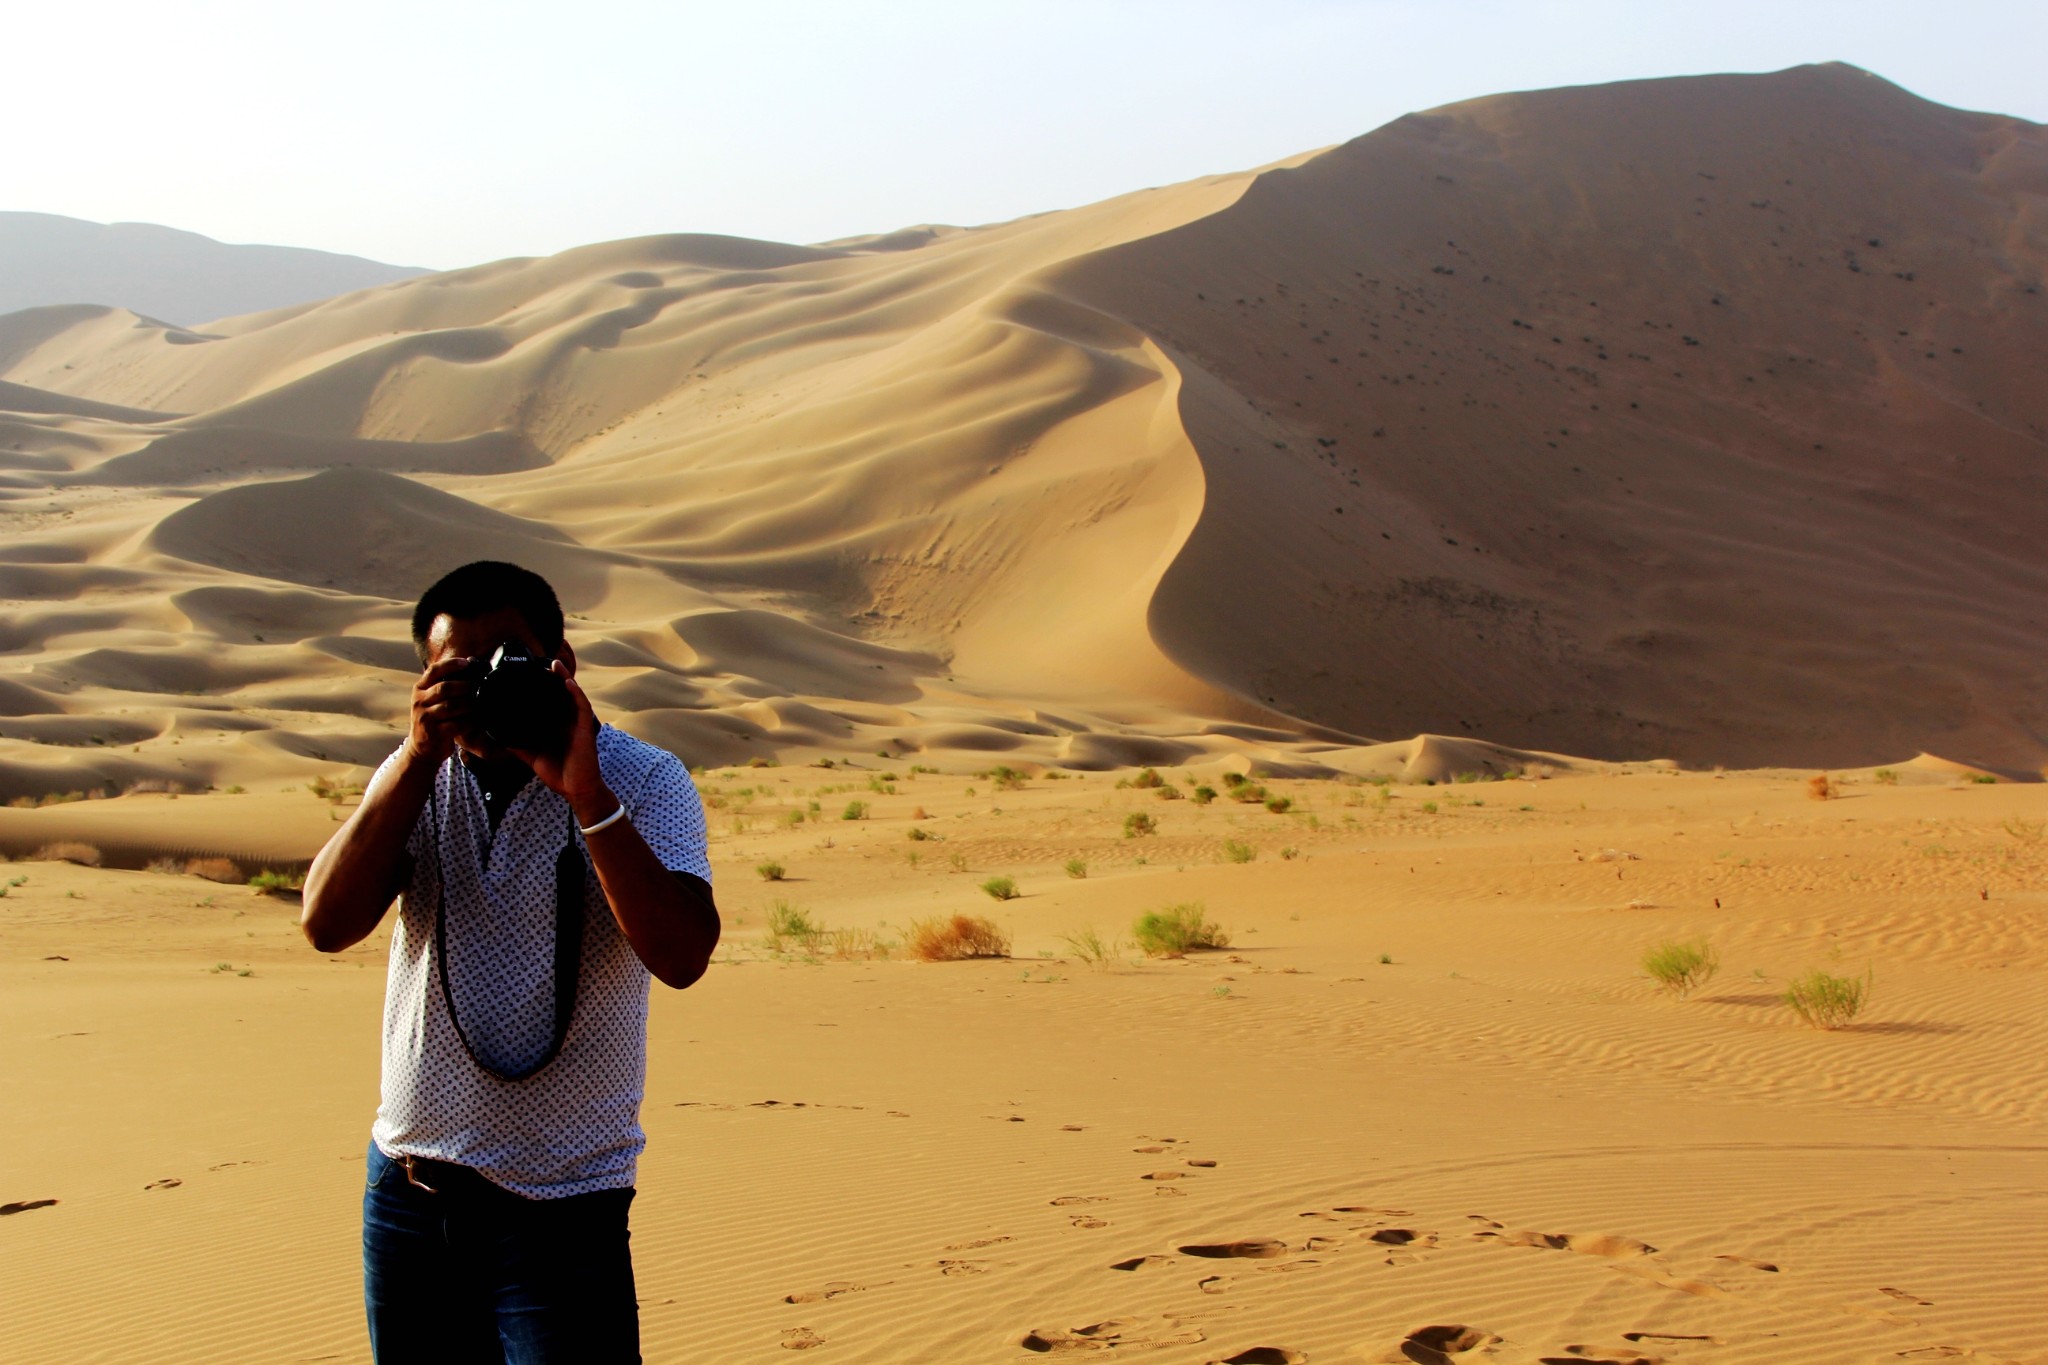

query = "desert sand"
3;58;2047;1365
4;763;2046;1363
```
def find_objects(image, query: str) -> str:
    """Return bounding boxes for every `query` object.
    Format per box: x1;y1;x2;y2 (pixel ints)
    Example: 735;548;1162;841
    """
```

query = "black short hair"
410;561;565;665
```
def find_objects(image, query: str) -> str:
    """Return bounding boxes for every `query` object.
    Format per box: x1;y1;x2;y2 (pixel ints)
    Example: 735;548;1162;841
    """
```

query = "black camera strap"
427;784;584;1083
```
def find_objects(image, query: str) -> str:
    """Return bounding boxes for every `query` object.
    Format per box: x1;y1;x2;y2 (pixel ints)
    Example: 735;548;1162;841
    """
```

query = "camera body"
467;644;575;754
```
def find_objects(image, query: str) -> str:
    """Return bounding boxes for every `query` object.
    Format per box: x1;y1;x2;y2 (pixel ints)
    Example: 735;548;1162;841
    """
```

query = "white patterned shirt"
369;725;711;1198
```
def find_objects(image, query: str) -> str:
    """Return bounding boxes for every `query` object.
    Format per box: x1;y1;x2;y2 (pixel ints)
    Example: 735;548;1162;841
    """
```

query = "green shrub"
1230;783;1269;804
1064;858;1088;879
1132;902;1229;957
980;875;1020;901
1420;801;1439;815
1785;968;1872;1029
1279;846;1300;861
1123;812;1157;838
1222;772;1247;788
841;800;869;821
1190;785;1217;805
248;869;305;896
1130;768;1164;788
1642;939;1718;998
1265;796;1292;814
1872;768;1899;785
1221;839;1256;864
766;900;824;953
983;766;1028;791
1061;927;1120;967
1971;774;1999;785
755;860;786;882
906;826;935;841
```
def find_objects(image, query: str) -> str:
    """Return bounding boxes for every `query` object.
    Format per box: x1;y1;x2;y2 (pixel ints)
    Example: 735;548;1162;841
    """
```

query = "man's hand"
405;655;476;770
509;661;615;827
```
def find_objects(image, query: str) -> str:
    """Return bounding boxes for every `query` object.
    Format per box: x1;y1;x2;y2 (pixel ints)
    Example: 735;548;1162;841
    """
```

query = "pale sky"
12;0;2044;269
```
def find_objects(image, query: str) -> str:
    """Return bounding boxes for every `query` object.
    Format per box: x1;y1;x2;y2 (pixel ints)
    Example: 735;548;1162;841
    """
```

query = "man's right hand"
405;655;475;768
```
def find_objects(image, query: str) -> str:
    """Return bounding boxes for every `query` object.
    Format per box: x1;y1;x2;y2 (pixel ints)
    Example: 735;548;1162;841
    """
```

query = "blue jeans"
362;1140;640;1364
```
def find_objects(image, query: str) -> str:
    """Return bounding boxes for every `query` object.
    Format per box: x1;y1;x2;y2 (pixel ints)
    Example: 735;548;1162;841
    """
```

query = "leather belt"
397;1152;484;1196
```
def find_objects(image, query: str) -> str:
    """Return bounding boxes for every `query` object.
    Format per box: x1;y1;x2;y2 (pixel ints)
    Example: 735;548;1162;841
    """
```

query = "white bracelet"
579;802;628;836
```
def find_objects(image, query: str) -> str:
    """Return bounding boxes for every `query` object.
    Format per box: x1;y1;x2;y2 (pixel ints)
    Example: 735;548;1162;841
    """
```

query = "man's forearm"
301;751;434;953
576;788;720;988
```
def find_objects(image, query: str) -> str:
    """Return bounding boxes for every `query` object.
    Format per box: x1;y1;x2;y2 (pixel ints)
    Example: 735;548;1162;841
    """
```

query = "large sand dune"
2;62;2044;818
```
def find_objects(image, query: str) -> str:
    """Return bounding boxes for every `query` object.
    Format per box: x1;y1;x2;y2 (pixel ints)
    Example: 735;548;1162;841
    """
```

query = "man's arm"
519;663;720;989
300;656;470;954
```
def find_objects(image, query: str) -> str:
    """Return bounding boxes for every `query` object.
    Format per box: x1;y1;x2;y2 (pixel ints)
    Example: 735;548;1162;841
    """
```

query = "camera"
468;644;575;754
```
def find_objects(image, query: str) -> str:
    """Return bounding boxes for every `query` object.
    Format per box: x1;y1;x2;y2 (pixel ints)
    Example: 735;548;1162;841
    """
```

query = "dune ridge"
2;64;2045;813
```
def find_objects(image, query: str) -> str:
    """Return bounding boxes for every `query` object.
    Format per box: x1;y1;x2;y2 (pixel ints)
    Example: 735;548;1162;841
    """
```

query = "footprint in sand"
1022;1318;1206;1353
1197;1274;1232;1295
1537;1355;1661;1365
1179;1238;1290;1260
782;1281;870;1305
1714;1254;1779;1273
1070;1215;1109;1229
1208;1350;1306;1364
1395;1324;1500;1364
1109;1255;1173;1271
0;1199;58;1216
935;1259;988;1277
1050;1196;1109;1207
1879;1287;1933;1305
143;1178;183;1191
780;1327;824;1350
945;1234;1015;1251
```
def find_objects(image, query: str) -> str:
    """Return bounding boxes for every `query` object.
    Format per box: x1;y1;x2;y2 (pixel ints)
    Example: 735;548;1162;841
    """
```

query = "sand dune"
3;65;2043;803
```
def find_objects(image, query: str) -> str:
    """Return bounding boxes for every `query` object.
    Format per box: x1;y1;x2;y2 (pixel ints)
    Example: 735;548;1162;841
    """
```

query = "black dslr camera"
467;644;576;754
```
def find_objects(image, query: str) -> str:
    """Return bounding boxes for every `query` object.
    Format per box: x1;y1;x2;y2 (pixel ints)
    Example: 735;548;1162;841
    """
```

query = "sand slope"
2;64;2044;815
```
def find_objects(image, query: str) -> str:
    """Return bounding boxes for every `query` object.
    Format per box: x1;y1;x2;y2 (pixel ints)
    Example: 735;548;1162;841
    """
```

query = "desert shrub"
144;857;186;876
766;900;824;953
1971;773;1999;784
755;860;786;882
1872;768;1899;786
867;776;896;795
947;852;968;872
746;756;777;768
308;775;364;805
1453;769;1482;784
784;809;807;828
1785;968;1872;1029
248;869;305;895
911;805;929;820
1221;772;1247;788
907;914;1010;961
1062;927;1120;968
1642;939;1719;998
1420;801;1439;815
905;826;935;841
1130;768;1164;789
1132;902;1229;957
827;927;888;960
1190;785;1217;805
1230;783;1269;804
1156;785;1184;801
1221;839;1256;864
186;856;242;883
1279;846;1300;861
1123;812;1156;838
32;842;101;866
1265;796;1292;814
841;800;869;821
983;766;1028;791
1806;773;1835;801
1064;858;1088;879
980;875;1019;901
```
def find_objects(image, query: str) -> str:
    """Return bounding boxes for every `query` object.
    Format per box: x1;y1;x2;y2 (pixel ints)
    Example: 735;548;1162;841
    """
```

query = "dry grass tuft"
1806;773;1836;800
32;842;102;866
186;856;243;883
1785;967;1872;1029
1132;902;1229;957
906;914;1011;961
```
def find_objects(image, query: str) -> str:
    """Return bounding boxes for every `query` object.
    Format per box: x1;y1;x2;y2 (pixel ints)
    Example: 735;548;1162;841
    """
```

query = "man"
302;560;719;1364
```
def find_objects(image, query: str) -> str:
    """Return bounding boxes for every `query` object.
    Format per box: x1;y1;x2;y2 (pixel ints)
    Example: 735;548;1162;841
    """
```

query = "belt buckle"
399;1154;440;1195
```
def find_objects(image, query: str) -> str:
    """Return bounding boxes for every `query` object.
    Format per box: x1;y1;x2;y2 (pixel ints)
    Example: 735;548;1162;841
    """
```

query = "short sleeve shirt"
370;725;710;1198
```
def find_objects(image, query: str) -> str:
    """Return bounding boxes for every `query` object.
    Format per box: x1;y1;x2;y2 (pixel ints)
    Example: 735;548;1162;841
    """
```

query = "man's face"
423;607;571;762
